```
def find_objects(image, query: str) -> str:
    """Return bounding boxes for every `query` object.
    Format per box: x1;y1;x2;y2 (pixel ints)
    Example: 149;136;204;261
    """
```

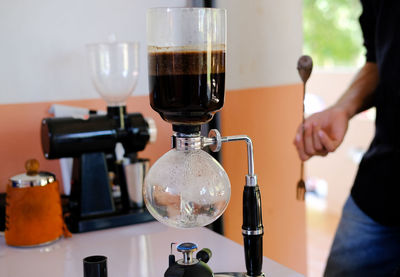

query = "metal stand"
172;129;265;277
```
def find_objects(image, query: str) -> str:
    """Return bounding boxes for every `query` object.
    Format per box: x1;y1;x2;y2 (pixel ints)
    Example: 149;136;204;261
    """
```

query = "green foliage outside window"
303;0;364;67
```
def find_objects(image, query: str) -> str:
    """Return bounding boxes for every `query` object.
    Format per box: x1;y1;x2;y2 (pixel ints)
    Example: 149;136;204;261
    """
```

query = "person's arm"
293;62;379;161
335;62;378;118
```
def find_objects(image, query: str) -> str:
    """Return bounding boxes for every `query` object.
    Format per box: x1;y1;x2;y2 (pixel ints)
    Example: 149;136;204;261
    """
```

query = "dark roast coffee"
148;50;225;125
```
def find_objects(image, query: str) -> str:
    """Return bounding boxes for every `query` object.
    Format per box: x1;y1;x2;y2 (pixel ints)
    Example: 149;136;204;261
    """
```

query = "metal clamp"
171;129;258;187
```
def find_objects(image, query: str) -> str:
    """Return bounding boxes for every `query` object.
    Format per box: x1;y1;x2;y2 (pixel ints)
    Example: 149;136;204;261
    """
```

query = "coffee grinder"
143;8;264;277
41;41;157;233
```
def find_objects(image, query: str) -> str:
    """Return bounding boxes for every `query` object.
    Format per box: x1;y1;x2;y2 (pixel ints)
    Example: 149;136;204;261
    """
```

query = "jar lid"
10;159;56;188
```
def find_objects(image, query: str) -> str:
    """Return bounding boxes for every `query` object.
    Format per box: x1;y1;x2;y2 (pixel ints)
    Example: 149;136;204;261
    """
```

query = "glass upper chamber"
147;8;226;125
143;147;231;228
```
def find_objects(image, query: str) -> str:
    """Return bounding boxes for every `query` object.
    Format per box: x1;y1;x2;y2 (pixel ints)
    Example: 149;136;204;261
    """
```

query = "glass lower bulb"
143;148;231;228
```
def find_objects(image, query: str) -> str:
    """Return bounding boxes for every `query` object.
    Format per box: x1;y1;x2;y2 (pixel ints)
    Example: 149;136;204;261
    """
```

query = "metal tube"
205;130;257;186
220;135;254;177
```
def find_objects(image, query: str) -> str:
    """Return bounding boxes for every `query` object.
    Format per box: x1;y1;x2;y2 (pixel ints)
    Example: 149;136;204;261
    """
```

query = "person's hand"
293;106;350;161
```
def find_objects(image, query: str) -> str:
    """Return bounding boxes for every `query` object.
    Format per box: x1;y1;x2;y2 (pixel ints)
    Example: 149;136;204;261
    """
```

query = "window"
303;0;363;68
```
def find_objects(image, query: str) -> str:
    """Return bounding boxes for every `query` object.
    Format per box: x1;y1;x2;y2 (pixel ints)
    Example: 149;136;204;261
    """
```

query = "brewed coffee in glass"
147;8;226;125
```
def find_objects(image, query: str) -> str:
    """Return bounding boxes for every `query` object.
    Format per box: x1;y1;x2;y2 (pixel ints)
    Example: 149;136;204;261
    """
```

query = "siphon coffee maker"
41;41;156;233
143;8;264;277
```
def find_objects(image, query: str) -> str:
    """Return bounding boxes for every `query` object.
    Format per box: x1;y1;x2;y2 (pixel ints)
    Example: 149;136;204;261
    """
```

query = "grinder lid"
10;159;56;188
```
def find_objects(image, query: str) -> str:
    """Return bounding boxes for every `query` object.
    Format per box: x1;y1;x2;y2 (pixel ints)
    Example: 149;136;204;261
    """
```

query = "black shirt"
351;0;400;226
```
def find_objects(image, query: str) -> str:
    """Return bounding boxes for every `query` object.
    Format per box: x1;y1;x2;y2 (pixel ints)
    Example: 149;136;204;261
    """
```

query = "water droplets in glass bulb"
143;149;231;228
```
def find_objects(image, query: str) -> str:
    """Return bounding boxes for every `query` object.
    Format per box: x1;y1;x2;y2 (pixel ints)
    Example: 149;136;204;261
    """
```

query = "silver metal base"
215;273;265;277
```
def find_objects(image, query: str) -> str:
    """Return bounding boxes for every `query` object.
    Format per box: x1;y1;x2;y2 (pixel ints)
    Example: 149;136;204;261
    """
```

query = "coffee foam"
148;49;225;76
148;44;225;53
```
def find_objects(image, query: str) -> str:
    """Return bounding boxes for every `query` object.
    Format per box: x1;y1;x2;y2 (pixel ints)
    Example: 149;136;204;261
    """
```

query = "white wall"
217;0;303;90
0;0;186;104
0;0;303;104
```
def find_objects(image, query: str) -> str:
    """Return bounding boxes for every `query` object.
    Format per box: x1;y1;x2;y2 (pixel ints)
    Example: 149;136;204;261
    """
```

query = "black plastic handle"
243;234;263;276
242;185;264;276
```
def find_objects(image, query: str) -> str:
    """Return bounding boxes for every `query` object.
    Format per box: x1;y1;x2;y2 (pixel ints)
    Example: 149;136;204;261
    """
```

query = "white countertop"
0;221;303;277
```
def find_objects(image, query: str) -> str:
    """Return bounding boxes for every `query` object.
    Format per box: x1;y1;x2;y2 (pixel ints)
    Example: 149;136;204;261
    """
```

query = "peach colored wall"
0;84;307;275
221;84;307;274
0;96;172;192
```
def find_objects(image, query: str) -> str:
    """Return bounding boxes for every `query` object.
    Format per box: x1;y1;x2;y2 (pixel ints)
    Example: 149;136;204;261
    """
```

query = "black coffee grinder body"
41;106;156;233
